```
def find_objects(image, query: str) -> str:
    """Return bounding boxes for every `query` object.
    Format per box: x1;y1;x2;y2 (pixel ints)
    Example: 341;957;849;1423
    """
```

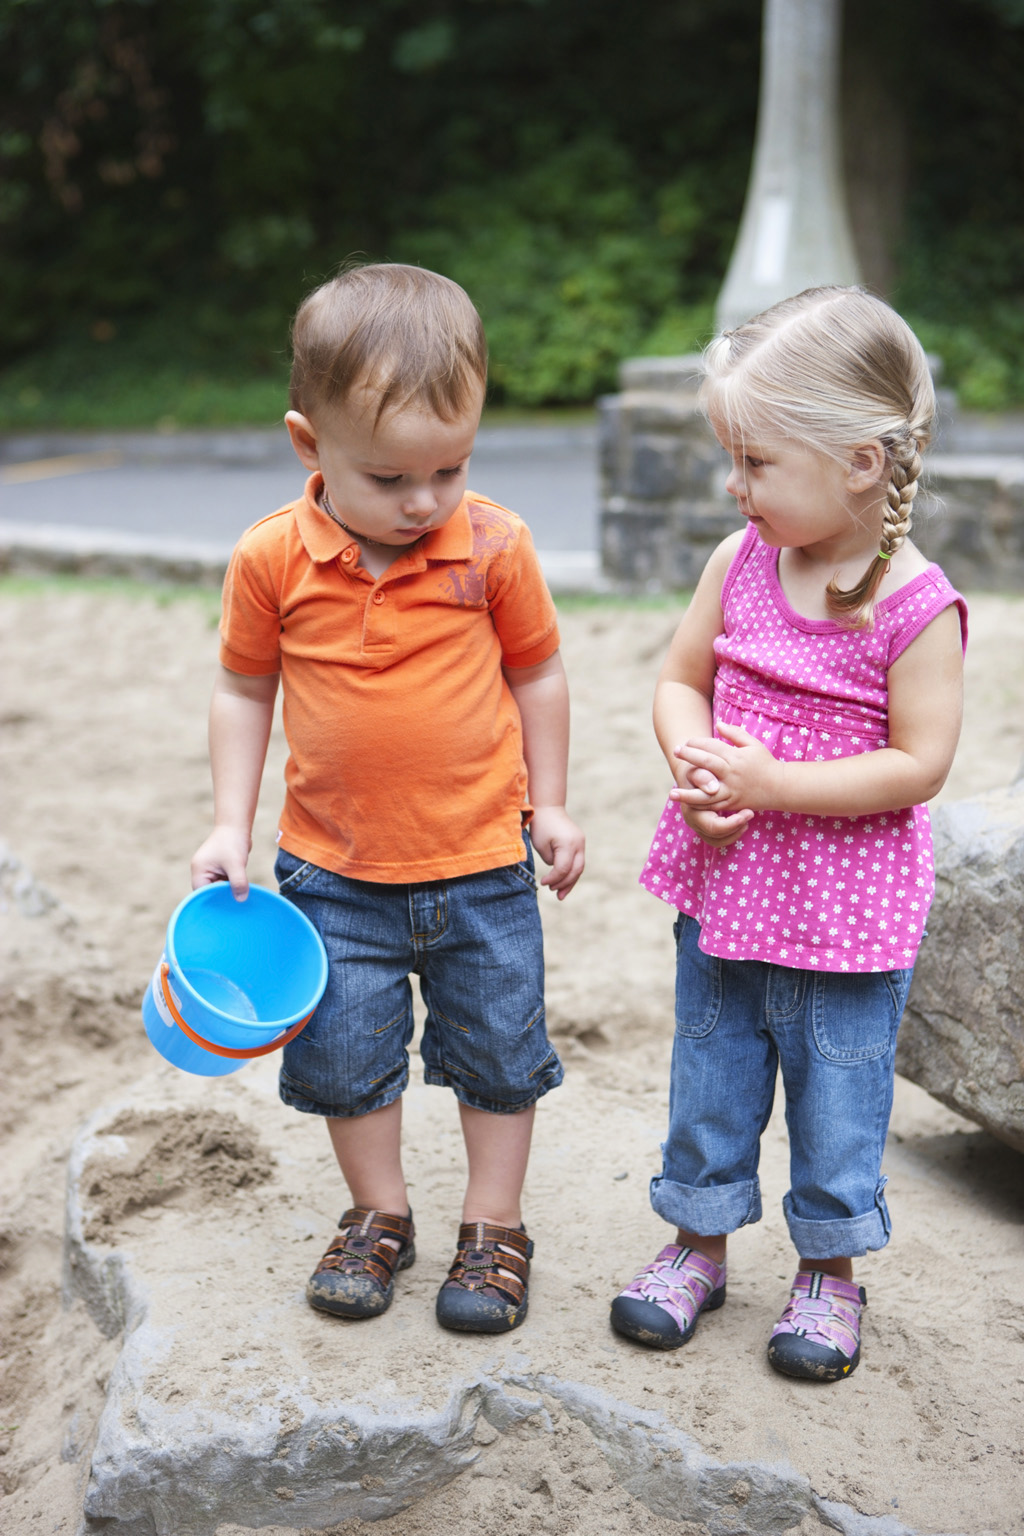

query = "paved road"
0;424;599;554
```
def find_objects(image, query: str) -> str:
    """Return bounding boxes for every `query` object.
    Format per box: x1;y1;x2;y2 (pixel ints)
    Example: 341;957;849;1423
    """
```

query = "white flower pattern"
639;526;966;973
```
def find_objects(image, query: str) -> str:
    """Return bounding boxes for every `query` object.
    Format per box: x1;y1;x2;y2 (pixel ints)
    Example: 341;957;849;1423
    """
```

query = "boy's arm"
503;649;585;899
190;665;280;900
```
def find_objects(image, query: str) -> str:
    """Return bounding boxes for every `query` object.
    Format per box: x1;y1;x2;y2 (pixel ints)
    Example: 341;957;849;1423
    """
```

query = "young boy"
190;263;585;1334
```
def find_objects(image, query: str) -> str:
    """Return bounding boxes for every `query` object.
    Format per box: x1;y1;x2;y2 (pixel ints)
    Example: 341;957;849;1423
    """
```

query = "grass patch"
0;571;223;618
480;403;598;430
555;589;688;613
0;570;692;618
0;308;605;434
0;354;599;435
0;365;288;433
0;311;291;433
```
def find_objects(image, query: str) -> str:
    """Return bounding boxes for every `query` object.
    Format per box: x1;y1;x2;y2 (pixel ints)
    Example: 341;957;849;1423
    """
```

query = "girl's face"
713;421;880;561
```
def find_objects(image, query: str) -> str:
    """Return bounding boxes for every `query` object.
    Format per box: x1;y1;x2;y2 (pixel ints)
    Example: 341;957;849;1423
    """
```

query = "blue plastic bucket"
141;884;329;1077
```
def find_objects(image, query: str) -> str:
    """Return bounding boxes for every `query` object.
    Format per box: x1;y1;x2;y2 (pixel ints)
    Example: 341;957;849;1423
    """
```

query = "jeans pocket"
505;859;538;892
811;969;907;1063
275;850;317;894
501;834;538;892
673;915;723;1038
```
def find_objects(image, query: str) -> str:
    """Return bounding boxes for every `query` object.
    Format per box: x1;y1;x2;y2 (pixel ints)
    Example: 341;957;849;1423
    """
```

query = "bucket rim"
164;882;328;1034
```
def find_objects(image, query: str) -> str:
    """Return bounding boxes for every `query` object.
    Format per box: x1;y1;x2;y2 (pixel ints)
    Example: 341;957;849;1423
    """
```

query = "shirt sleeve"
487;517;561;669
218;530;285;676
887;570;968;666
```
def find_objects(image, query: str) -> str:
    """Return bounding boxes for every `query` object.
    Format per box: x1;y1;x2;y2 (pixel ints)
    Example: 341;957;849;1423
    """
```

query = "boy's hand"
190;827;253;901
528;806;585;900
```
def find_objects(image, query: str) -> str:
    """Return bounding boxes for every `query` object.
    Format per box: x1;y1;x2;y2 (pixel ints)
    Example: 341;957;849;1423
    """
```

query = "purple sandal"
767;1270;866;1381
610;1244;726;1350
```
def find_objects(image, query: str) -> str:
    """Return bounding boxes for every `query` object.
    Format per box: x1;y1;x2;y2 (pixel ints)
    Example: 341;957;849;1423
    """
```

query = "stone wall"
914;457;1024;592
598;357;739;590
599;358;1024;593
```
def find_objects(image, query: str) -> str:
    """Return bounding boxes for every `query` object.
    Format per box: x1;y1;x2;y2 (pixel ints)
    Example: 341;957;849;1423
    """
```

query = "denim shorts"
274;838;562;1118
650;914;912;1259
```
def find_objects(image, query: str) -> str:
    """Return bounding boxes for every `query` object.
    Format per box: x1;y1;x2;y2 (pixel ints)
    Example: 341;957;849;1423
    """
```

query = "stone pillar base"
598;355;740;592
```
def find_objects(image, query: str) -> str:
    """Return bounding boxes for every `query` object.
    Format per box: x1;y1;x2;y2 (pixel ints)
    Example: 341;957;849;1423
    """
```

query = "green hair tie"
877;548;893;561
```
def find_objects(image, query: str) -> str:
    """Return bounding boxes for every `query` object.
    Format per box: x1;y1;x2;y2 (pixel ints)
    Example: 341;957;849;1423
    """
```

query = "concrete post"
715;0;860;333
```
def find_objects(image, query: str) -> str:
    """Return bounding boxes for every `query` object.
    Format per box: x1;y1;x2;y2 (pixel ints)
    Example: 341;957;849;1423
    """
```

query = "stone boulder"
899;780;1024;1152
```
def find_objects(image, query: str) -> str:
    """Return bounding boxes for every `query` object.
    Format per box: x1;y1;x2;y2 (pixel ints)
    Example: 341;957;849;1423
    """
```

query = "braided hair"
700;287;935;629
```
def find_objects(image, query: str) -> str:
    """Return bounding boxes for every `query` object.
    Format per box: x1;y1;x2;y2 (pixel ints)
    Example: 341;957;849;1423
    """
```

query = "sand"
1;581;1023;1536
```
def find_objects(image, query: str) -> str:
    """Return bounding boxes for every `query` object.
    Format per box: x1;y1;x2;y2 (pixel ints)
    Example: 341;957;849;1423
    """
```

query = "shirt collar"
294;473;475;566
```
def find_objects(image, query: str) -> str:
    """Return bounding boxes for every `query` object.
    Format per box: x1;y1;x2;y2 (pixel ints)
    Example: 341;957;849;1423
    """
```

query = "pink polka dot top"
640;524;968;972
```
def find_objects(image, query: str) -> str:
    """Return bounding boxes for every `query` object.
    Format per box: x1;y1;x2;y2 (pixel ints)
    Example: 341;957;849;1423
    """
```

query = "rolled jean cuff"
650;1173;762;1235
422;1056;563;1114
783;1186;891;1259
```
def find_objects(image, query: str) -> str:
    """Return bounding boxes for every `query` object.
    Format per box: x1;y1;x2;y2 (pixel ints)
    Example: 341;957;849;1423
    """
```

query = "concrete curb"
0;519;607;595
0;423;598;470
0;520;233;587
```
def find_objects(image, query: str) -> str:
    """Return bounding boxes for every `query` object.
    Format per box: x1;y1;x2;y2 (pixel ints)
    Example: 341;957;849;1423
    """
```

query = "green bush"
906;306;1024;414
0;308;289;429
394;138;714;405
2;0;1023;424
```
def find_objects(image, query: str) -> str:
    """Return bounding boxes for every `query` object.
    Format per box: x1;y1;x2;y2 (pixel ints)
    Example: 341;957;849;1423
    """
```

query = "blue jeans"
274;839;562;1118
651;915;912;1259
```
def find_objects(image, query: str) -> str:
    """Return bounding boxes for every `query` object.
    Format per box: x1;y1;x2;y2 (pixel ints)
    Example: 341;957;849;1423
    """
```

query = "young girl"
611;286;966;1382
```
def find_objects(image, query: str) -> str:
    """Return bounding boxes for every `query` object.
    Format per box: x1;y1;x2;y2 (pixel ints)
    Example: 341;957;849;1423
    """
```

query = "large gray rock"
899;782;1024;1152
63;1065;936;1536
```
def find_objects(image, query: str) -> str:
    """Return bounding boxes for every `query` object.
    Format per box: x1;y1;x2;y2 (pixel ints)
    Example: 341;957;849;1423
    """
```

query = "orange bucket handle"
160;962;313;1060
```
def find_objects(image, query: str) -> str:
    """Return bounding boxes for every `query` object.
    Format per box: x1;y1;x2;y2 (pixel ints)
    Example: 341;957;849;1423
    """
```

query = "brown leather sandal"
435;1220;533;1333
306;1206;415;1319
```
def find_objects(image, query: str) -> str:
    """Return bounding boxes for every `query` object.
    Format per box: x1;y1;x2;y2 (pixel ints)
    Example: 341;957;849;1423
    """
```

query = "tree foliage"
0;0;1022;418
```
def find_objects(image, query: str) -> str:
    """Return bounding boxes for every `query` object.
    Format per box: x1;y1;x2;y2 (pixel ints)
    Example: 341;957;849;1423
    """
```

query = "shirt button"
372;590;386;605
341;547;356;564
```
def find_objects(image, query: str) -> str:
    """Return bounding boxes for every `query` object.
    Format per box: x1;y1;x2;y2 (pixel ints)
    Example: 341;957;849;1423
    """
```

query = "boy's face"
285;385;483;549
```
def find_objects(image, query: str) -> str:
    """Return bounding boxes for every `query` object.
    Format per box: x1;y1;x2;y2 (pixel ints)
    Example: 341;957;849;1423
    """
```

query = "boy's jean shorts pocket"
673;913;723;1038
502;855;538;893
276;853;317;895
273;842;559;1118
811;967;912;1063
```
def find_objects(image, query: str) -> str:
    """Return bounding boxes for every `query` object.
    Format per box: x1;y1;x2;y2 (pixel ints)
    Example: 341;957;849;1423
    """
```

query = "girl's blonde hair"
290;263;488;428
699;286;935;628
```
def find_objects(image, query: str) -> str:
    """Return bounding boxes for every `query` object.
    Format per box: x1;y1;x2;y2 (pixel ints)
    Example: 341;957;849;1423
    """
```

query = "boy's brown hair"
289;263;488;427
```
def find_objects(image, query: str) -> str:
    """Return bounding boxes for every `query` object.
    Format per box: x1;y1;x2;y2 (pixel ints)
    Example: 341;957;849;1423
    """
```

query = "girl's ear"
846;440;888;493
285;410;321;470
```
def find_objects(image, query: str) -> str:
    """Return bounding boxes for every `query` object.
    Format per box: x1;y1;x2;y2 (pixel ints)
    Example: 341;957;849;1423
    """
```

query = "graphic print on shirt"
435;500;519;609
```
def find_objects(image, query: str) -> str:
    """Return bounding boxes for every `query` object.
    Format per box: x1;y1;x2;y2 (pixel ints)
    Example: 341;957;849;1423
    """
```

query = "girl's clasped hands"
669;722;781;846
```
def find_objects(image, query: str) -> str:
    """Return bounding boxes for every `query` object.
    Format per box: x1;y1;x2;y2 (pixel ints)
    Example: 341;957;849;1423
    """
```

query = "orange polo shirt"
219;474;560;883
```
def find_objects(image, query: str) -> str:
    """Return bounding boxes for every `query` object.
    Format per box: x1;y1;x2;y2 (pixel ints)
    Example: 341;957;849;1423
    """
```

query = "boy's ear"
847;440;888;493
285;410;321;470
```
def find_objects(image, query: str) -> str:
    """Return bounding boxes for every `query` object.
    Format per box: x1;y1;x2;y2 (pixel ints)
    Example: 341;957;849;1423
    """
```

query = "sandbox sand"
1;582;1023;1535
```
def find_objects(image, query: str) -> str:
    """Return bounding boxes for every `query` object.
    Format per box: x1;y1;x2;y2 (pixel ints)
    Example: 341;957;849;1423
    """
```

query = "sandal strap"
444;1221;533;1306
618;1244;726;1329
771;1270;866;1359
312;1206;414;1288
